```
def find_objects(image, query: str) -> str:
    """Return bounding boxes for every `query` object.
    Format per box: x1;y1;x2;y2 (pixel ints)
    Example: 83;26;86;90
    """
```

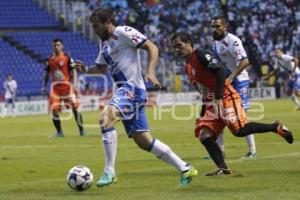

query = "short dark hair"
171;32;192;44
212;15;227;25
90;8;116;25
53;38;63;43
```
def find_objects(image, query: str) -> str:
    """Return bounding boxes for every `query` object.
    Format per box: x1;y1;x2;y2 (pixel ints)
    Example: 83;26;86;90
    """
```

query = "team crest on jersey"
59;60;64;66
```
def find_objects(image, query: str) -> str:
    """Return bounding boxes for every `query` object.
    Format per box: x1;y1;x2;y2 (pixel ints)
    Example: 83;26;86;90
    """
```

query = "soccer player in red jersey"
171;32;293;176
42;38;85;137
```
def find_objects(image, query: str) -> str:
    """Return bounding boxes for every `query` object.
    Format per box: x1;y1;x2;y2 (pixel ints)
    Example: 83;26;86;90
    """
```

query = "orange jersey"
185;49;239;99
46;52;74;95
185;48;248;137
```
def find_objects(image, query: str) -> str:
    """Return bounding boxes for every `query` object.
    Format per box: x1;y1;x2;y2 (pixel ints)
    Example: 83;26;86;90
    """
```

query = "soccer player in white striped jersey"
210;16;257;158
3;74;17;117
264;49;300;110
76;8;197;187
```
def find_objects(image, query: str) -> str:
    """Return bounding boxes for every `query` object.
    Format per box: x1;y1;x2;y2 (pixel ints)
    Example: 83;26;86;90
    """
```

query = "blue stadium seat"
0;0;59;28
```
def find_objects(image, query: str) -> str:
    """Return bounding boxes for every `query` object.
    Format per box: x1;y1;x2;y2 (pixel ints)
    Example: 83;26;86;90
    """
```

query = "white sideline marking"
226;152;300;164
0;152;299;187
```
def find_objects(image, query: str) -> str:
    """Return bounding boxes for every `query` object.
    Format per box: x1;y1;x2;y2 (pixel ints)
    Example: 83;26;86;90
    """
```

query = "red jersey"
185;48;239;99
46;52;74;94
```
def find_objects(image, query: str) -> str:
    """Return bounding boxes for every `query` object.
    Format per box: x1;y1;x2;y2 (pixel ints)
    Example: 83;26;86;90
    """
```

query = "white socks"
217;132;256;153
245;134;256;153
150;139;189;172
216;132;225;152
290;93;300;108
101;128;117;175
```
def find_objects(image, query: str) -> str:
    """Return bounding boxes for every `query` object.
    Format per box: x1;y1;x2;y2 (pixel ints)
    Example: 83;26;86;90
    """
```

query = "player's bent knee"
99;105;119;129
233;126;250;137
51;110;59;117
199;128;214;142
132;132;153;151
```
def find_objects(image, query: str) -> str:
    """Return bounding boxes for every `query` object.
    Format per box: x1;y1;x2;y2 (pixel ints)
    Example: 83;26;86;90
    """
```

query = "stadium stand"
0;0;106;99
0;0;59;28
0;38;44;96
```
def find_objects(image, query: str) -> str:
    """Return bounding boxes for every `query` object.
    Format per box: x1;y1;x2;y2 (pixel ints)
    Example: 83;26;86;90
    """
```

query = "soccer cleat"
275;121;293;144
53;131;64;137
96;171;117;187
79;130;87;136
243;152;257;159
204;168;231;176
179;166;198;187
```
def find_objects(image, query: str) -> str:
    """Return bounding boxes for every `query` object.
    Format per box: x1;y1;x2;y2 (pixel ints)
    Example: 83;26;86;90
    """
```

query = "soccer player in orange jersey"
41;38;85;137
171;32;293;176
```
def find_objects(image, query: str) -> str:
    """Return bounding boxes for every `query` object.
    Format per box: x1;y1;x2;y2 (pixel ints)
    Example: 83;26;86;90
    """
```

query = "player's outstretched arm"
291;57;299;75
228;58;250;82
41;71;49;95
141;40;161;88
74;60;107;74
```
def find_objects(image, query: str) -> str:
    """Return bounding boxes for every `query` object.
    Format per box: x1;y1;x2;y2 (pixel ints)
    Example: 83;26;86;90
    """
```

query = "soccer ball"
67;165;93;191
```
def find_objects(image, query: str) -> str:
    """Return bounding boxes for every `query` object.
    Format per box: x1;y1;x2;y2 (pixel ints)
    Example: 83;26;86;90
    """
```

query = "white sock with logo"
101;128;117;176
149;139;189;172
245;134;256;153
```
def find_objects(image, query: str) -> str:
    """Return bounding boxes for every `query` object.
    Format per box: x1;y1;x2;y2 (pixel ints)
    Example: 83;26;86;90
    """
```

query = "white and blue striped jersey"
275;54;300;74
95;25;147;90
212;33;249;81
3;79;17;99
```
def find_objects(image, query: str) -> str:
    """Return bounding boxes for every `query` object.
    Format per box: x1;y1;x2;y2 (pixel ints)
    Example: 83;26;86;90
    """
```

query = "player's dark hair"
171;32;193;47
53;38;63;44
212;15;227;25
90;8;116;25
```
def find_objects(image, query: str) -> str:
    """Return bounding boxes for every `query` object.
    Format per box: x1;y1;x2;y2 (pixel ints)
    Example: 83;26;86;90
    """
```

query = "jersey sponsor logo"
131;33;142;44
205;54;212;61
124;26;132;32
239;87;248;96
111;34;118;40
221;40;228;47
54;69;65;81
113;97;120;103
233;41;239;46
110;41;115;48
124;90;135;100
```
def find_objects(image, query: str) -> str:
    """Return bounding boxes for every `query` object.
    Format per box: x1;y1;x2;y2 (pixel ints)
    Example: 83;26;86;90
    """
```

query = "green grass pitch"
0;99;299;200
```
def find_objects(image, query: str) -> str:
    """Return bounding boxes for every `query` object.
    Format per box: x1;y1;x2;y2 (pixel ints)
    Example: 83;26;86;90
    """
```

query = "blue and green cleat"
243;152;257;159
52;131;64;138
79;130;87;136
179;166;198;187
96;171;117;187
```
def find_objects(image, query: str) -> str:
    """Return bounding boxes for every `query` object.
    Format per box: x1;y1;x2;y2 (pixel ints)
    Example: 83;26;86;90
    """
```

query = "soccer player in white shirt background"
3;74;17;117
76;8;197;187
264;48;300;110
210;16;257;158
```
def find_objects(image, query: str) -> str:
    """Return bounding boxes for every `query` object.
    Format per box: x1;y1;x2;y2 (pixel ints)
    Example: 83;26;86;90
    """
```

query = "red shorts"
195;93;248;139
49;87;79;112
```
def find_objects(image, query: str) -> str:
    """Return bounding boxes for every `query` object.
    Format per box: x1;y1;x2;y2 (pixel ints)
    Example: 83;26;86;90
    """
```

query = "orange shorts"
49;87;79;112
195;95;248;139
